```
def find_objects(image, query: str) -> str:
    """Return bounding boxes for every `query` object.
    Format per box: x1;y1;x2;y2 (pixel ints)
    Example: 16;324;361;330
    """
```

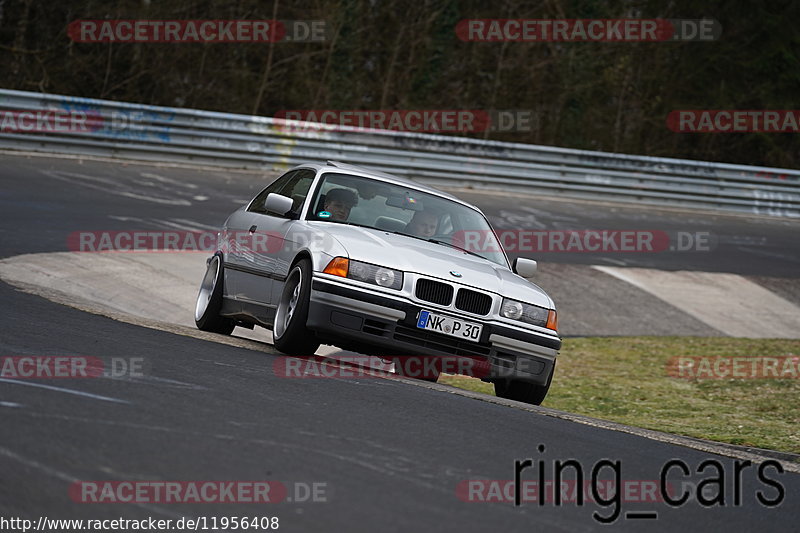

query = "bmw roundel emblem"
450;270;462;278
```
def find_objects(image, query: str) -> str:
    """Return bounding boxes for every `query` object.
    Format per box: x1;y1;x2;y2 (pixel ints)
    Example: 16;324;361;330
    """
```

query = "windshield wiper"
426;238;486;259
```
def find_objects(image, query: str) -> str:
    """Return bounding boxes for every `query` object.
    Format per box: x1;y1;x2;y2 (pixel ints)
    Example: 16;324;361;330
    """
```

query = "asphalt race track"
1;152;799;531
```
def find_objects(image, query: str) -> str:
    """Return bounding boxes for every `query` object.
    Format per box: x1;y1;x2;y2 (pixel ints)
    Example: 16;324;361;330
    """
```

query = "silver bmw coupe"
195;161;561;404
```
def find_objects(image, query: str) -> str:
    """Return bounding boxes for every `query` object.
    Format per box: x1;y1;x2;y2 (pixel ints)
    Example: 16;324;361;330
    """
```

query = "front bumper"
307;276;561;386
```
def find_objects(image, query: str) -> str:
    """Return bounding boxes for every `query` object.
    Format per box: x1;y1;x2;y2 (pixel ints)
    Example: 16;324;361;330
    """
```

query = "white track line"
0;378;130;404
0;445;183;518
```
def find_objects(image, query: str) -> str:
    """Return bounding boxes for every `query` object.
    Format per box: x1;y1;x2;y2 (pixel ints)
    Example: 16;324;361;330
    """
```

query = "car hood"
311;223;554;309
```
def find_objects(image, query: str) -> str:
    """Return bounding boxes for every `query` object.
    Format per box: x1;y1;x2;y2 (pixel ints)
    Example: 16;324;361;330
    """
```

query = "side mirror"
513;257;537;278
264;193;294;216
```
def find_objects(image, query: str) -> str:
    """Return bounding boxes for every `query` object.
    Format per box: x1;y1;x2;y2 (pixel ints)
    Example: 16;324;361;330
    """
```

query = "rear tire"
273;258;320;355
195;254;235;335
494;361;555;405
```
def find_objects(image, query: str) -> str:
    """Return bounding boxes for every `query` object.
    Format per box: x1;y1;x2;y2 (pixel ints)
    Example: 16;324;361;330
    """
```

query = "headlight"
374;267;397;288
350;260;402;289
500;300;523;320
323;257;403;290
500;297;552;328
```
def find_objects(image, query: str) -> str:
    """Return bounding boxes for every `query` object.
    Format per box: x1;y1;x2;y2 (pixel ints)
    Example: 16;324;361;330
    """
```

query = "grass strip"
439;337;800;454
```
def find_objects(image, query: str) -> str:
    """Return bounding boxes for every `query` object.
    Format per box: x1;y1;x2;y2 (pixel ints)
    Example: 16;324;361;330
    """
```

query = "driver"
323;188;358;222
404;210;438;238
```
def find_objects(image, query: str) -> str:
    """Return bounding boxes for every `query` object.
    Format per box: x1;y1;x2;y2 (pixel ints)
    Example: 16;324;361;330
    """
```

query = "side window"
247;171;298;214
247;169;314;215
276;169;314;214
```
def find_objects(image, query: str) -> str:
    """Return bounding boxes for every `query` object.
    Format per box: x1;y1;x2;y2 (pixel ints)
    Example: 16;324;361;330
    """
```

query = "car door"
223;170;298;304
234;169;315;307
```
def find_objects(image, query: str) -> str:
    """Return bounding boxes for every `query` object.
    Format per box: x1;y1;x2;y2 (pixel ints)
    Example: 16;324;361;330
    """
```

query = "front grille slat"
415;279;453;306
455;289;492;315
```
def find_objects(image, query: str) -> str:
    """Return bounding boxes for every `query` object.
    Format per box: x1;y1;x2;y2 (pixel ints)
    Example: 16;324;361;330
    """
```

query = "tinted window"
308;172;509;267
248;169;315;215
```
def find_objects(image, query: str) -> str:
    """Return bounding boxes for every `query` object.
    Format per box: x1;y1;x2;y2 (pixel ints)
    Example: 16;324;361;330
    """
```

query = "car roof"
292;160;479;211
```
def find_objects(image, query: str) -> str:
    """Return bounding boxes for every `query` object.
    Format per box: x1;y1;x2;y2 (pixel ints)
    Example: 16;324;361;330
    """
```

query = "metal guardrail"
0;88;798;218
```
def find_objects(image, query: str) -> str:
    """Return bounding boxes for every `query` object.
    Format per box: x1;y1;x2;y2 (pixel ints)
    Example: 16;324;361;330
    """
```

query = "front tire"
195;254;235;335
494;361;555;405
273;258;320;355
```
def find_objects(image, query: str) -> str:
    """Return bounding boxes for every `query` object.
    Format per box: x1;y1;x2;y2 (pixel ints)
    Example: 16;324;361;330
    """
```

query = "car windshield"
308;172;508;267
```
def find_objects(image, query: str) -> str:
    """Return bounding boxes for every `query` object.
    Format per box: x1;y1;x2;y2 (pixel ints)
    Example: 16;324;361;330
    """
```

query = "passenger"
404;210;439;238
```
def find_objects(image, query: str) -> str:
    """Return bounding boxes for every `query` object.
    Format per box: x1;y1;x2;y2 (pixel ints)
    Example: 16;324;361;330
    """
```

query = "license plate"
416;310;483;341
